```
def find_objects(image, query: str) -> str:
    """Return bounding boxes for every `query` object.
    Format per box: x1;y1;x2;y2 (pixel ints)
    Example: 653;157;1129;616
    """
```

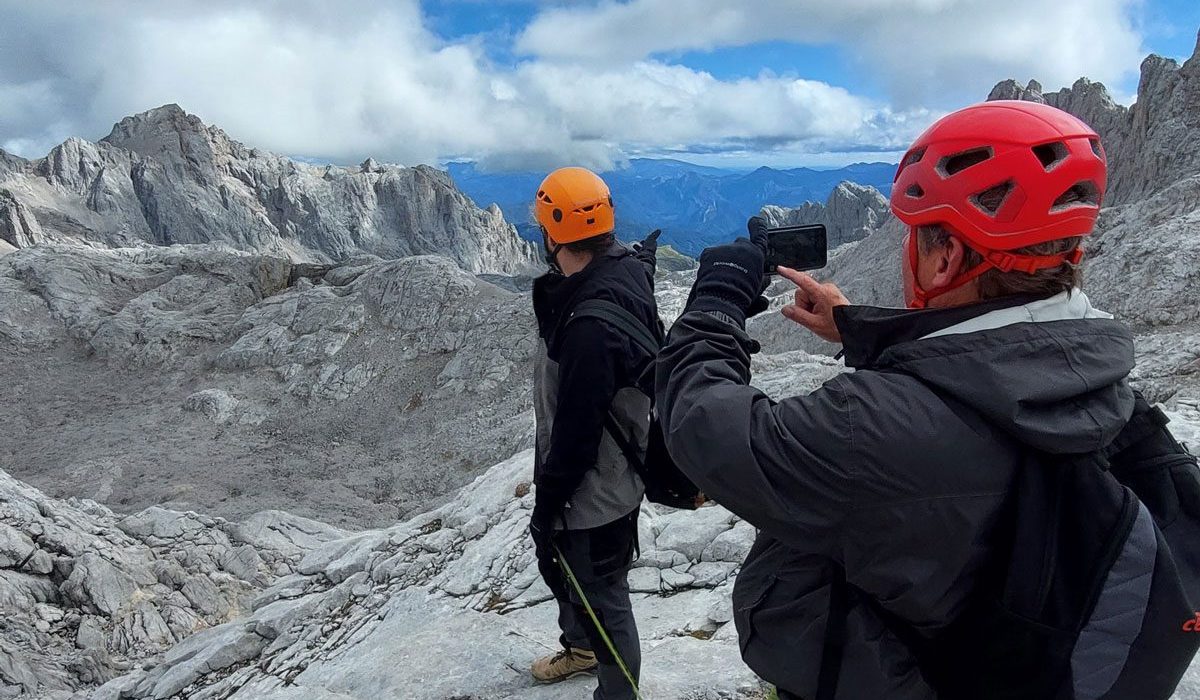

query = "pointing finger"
779;267;825;297
781;304;822;328
776;265;806;286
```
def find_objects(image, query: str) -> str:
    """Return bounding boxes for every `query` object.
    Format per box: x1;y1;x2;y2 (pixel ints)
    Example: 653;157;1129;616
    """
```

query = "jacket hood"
838;291;1136;455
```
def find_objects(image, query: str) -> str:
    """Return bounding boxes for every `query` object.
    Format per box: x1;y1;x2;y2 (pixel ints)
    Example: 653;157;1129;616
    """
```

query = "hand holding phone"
763;223;828;274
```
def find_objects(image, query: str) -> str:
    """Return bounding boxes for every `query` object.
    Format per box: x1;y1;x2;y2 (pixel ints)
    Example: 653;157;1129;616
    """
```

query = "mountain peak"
99;104;245;170
988;79;1045;102
831;180;883;200
0;148;28;177
102;104;205;143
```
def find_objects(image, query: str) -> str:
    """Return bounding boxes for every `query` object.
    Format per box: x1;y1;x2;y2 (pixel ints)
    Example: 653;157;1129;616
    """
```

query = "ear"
927;235;970;290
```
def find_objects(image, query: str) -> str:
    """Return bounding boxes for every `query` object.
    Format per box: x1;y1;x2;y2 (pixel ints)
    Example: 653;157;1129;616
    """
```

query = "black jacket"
532;244;660;527
655;293;1135;698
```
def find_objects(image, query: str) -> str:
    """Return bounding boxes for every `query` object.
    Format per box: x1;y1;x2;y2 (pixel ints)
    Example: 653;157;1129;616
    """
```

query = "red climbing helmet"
890;100;1107;308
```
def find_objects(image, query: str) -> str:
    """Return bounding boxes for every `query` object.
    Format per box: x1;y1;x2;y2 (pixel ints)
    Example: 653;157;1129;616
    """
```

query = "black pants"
537;509;641;700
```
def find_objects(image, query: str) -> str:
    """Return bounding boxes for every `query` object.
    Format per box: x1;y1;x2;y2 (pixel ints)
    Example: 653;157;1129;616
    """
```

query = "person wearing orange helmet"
654;101;1199;699
528;166;661;698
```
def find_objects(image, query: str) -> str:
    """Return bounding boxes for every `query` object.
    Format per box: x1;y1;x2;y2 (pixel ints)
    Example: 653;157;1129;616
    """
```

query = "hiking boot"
531;647;598;683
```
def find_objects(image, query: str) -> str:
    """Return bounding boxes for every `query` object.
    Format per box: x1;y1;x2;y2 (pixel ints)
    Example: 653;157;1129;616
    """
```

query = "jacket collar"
920;289;1112;340
835;293;1049;369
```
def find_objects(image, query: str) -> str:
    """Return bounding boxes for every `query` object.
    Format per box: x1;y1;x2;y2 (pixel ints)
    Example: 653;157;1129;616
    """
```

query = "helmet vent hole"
937;147;993;178
896;147;927;179
552;208;563;223
1032;142;1069;171
901;147;927;168
586;218;595;225
905;184;925;198
1052;181;1101;211
971;181;1014;216
1090;138;1104;159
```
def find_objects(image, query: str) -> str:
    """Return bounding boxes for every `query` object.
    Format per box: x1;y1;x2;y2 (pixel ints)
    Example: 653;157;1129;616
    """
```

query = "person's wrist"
688;293;749;325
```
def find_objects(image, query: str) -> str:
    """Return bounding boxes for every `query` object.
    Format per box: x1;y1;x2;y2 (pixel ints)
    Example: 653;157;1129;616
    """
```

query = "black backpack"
567;298;703;511
819;392;1200;700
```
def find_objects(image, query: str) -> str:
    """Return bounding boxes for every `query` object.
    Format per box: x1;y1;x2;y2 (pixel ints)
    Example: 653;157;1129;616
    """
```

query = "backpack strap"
570;298;658;472
569;299;661;358
604;412;647;478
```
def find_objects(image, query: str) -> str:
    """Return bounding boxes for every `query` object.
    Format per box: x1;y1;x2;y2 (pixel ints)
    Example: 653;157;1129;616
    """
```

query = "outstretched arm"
655;311;857;553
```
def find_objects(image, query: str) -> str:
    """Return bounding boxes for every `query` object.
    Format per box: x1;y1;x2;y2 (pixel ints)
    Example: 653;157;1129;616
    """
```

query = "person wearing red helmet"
891;100;1105;311
654;101;1199;699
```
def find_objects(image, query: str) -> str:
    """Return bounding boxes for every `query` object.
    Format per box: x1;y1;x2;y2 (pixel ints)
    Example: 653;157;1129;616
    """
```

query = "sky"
1;0;1197;172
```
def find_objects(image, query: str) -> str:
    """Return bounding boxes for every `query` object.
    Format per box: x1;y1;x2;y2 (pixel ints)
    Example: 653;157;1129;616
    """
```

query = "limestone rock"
760;180;890;249
90;449;773;699
661;568;696;590
0;466;334;697
183;389;240;424
0;523;36;570
0;244;538;528
702;521;758;564
628;567;662;593
0;189;43;248
97;425;1200;700
654;506;736;562
225;512;350;561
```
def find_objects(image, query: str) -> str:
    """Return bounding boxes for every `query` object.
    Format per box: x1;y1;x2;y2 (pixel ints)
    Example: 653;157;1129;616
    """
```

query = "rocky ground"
0;466;348;698
0;353;847;700
0;246;538;528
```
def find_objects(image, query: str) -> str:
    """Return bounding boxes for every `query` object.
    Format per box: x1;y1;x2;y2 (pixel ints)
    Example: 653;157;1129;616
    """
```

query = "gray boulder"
183;389;240;424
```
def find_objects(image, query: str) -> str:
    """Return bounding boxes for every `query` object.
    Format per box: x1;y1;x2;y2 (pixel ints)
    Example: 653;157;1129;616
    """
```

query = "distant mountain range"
447;159;897;255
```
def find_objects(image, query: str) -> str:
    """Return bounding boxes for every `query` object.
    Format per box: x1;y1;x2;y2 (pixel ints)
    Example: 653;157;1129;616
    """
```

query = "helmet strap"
542;229;564;275
906;227;1086;309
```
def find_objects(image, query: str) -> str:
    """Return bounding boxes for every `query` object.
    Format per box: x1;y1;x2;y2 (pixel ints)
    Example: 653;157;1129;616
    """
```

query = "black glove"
633;229;660;256
632;229;661;274
530;503;558;563
685;217;770;325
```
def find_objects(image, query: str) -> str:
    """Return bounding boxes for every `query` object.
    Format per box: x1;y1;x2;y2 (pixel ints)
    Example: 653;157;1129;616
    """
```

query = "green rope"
553;542;645;700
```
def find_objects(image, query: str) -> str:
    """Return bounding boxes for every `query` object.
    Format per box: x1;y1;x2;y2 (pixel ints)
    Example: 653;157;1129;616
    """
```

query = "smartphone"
764;224;827;273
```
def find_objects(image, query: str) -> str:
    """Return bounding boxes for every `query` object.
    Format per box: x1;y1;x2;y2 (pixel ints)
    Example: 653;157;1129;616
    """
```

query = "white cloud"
0;0;1143;170
516;0;1146;106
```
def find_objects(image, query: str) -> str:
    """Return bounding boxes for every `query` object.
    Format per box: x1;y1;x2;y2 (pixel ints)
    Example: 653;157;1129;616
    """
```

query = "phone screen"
764;224;828;273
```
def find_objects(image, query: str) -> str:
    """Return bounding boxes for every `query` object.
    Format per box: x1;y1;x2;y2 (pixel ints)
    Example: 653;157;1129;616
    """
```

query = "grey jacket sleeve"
655;309;858;553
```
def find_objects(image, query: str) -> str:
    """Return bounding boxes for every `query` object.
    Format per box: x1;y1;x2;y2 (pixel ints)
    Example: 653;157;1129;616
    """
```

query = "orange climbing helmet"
534;167;615;244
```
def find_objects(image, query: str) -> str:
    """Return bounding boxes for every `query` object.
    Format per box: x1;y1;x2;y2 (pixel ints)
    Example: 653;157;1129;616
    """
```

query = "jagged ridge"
0;105;536;274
